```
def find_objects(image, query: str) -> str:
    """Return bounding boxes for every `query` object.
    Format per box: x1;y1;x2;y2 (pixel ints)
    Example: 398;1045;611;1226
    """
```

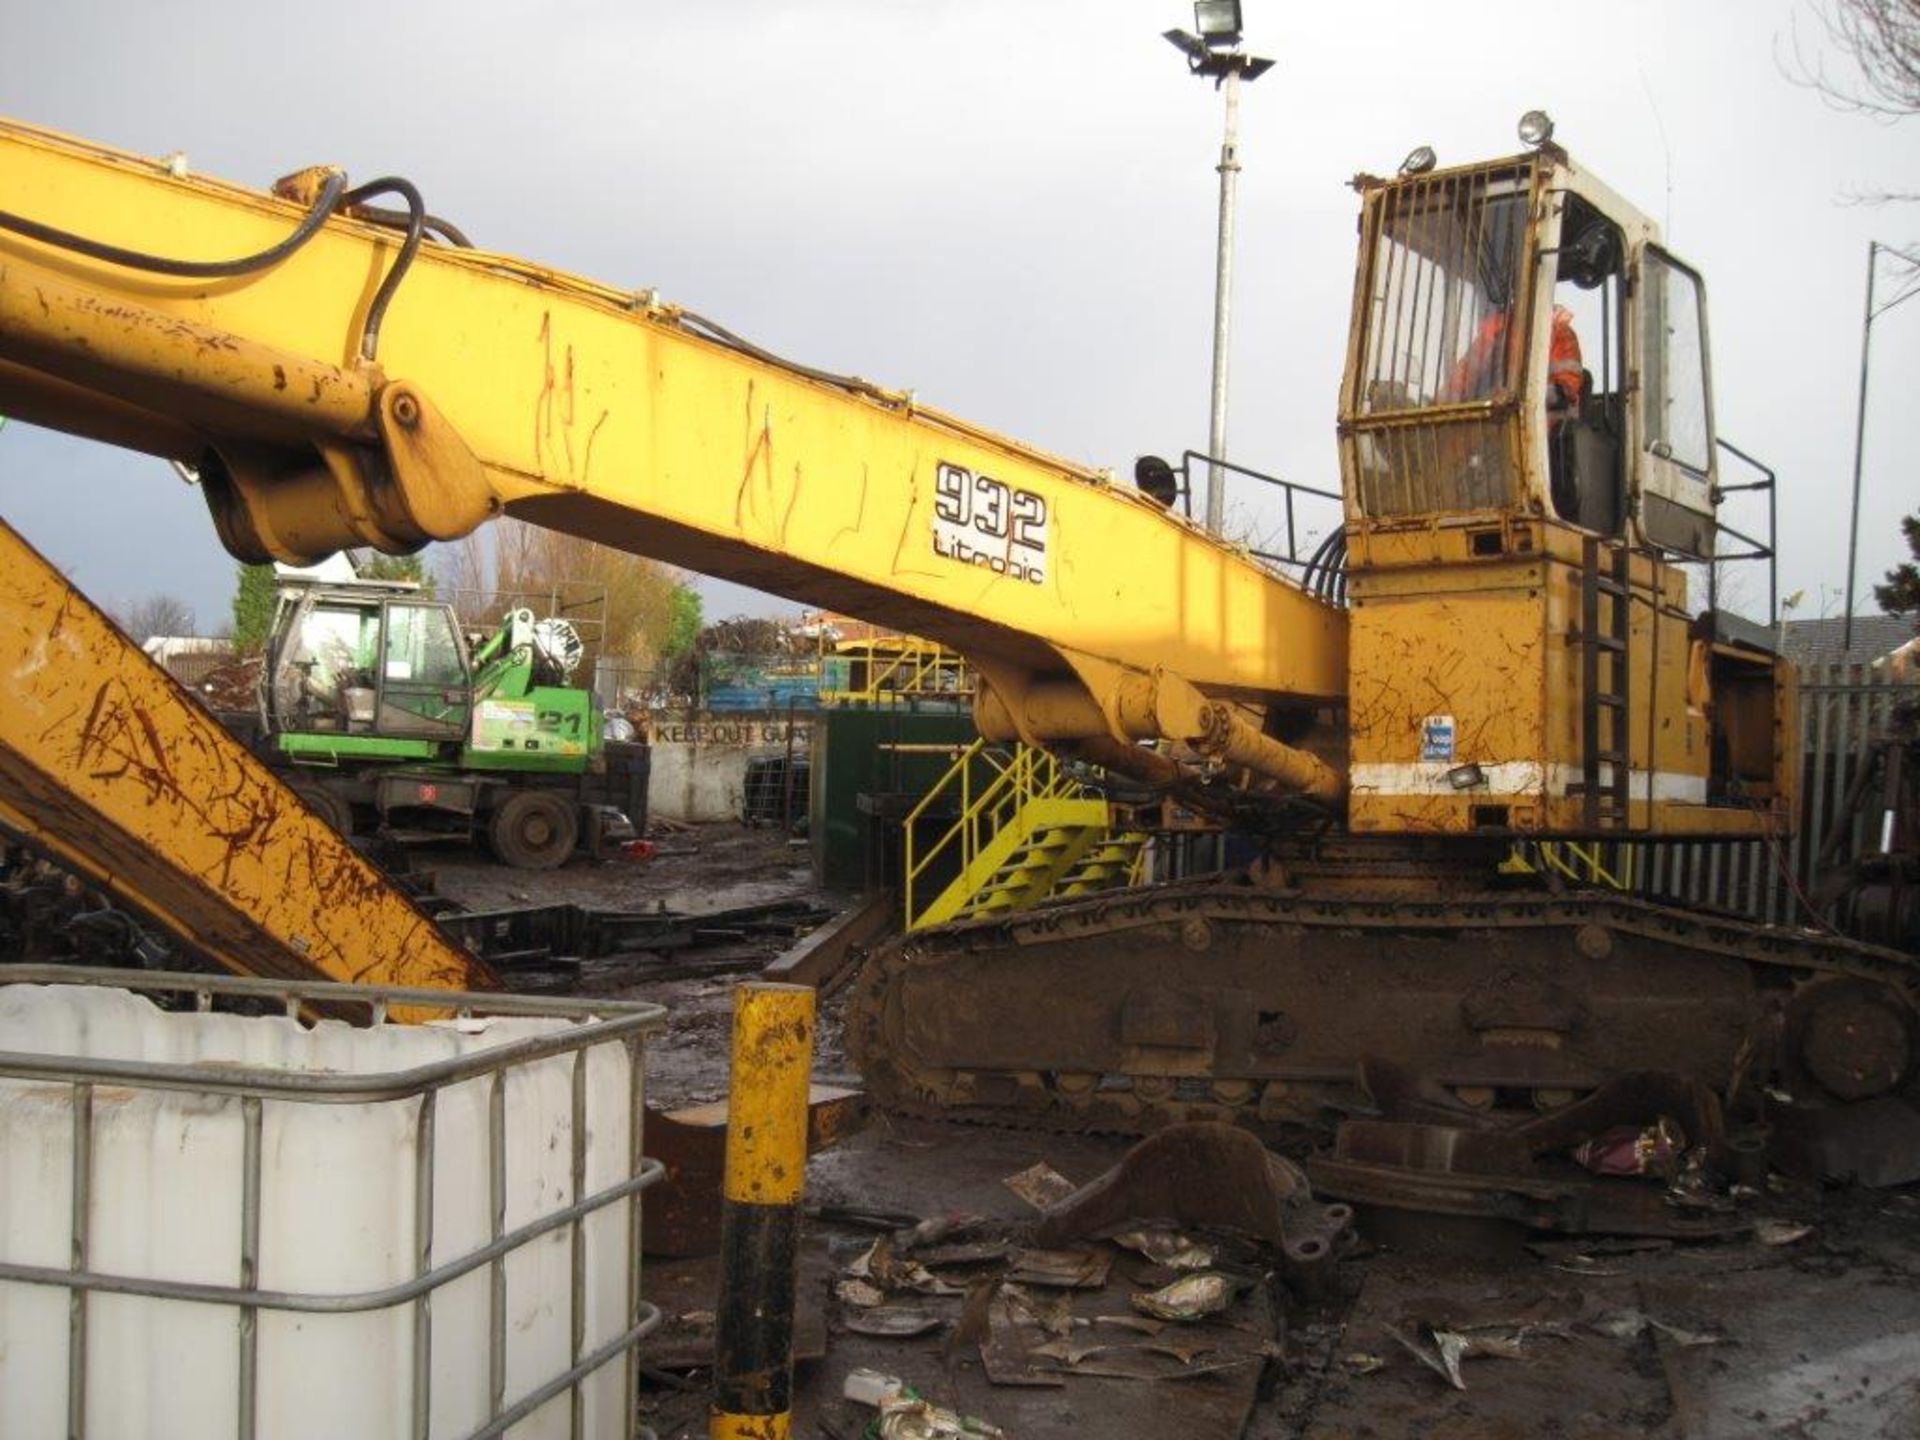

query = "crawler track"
847;882;1920;1134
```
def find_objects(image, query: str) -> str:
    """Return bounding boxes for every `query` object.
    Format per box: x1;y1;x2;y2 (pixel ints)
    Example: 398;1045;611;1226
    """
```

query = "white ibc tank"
0;981;652;1440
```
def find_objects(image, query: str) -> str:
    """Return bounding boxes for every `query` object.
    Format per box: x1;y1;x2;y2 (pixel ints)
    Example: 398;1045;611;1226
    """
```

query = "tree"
1793;0;1920;120
351;549;434;594
438;521;699;674
115;594;197;644
665;586;703;660
1788;1;1920;214
230;563;278;654
1875;509;1920;615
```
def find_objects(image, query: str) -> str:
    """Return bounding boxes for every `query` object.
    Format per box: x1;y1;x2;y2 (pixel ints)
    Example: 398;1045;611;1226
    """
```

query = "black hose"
1300;525;1348;607
351;202;473;249
0;170;349;278
338;177;425;361
678;309;898;404
0;167;438;362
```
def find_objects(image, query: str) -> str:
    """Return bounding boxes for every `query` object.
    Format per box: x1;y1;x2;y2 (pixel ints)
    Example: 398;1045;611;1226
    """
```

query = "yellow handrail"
903;740;1079;927
1508;839;1636;891
819;637;976;706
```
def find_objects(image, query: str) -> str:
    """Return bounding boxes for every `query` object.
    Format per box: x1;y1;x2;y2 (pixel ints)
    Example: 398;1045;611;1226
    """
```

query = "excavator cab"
1336;147;1788;840
265;582;473;745
1341;149;1713;552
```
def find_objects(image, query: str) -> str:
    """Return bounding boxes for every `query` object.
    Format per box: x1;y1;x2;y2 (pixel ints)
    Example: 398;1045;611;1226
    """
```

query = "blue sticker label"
1420;715;1456;763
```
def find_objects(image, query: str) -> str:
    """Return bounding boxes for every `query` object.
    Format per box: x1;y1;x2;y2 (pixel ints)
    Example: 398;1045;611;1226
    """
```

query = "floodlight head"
1164;27;1210;63
1399;145;1437;176
1517;109;1555;148
1134;455;1180;508
1193;0;1243;47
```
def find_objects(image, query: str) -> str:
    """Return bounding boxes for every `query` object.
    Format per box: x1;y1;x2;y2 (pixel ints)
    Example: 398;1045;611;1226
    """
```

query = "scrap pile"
1305;1056;1920;1234
641;1122;1358;1438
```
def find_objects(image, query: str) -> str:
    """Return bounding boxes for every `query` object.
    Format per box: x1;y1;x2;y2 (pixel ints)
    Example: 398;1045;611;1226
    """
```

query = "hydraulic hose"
0;170;349;278
1300;525;1349;608
0;168;438;362
677;309;900;405
337;176;425;361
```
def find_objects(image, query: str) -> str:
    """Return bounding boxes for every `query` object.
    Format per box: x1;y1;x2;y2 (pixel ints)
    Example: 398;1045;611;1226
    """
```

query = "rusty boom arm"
0;118;1348;805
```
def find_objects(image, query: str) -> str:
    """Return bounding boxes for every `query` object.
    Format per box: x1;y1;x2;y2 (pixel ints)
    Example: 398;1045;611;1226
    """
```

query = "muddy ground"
429;823;838;1109
422;825;1920;1440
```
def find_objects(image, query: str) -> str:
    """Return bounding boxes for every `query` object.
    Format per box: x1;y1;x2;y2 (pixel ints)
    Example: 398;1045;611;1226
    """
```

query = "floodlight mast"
1842;238;1920;651
1164;3;1274;537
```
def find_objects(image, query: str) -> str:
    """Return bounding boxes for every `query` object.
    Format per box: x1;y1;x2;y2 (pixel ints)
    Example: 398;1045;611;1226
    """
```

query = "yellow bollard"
711;982;815;1440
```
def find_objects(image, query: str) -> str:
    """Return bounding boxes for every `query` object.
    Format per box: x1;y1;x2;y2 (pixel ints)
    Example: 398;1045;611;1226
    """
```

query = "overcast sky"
2;0;1915;634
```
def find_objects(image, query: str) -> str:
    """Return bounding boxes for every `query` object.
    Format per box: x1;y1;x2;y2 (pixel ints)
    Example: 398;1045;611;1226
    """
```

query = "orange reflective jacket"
1444;309;1512;401
1443;305;1584;409
1548;304;1585;410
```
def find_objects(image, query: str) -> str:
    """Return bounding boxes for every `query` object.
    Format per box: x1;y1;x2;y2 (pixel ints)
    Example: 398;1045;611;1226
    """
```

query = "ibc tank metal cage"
0;965;668;1440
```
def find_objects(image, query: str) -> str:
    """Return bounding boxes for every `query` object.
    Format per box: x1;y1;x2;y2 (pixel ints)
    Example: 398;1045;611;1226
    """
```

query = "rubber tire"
487;791;578;870
287;781;354;838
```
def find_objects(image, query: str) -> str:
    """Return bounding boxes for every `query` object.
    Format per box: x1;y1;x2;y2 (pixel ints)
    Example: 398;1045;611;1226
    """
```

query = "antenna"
1638;70;1674;236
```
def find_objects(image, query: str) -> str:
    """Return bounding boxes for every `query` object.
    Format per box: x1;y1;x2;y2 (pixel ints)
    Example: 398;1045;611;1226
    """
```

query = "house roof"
1777;613;1918;668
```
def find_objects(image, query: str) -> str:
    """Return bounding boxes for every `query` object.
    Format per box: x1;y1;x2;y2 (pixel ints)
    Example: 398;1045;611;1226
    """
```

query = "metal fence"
1636;661;1913;926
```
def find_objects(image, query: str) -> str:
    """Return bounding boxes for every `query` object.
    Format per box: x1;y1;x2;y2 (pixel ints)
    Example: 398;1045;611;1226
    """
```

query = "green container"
810;707;976;892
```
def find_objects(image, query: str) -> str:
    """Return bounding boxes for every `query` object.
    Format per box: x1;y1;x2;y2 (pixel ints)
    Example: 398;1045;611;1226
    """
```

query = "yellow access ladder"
1500;839;1637;891
903;741;1146;930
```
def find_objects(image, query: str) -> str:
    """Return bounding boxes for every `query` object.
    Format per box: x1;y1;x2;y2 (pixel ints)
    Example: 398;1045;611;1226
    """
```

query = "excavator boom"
0;517;494;999
0;119;1344;804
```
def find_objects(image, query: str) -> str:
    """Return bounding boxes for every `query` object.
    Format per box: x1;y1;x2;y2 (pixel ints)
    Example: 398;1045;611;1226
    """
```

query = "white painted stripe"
1546;764;1708;805
1349;761;1545;796
1349;761;1708;804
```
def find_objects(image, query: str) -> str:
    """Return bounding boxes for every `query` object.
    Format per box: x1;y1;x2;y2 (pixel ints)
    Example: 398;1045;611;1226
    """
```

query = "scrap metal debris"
1033;1123;1310;1250
1753;1219;1814;1246
844;1307;946;1339
843;1368;1007;1438
896;1212;995;1251
1588;1309;1727;1348
1093;1314;1164;1337
1029;1337;1110;1366
1664;1147;1734;1213
848;1237;965;1298
1111;1229;1216;1271
1030;1123;1350;1298
1130;1272;1237;1323
914;1239;1013;1268
1382;1321;1557;1391
440;896;835;990
1573;1118;1684;1178
837;1278;887;1309
1001;1283;1077;1338
1309;1066;1769;1239
1037;1348;1258;1382
1002;1161;1077;1211
1003;1247;1112;1290
980;1286;1068;1387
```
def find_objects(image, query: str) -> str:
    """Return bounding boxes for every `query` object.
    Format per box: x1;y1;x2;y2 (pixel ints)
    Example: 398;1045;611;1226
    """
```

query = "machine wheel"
287;781;354;838
487;791;578;870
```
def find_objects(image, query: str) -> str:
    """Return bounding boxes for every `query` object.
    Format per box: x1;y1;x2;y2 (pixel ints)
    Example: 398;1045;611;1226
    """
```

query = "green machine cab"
257;578;646;868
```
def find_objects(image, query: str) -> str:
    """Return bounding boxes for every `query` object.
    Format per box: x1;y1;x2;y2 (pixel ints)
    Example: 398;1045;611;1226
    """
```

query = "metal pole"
1843;241;1879;654
1205;65;1242;536
711;982;815;1440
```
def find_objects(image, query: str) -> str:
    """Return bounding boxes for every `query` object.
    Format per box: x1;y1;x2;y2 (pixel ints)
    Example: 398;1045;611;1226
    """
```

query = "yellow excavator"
0;115;1912;1132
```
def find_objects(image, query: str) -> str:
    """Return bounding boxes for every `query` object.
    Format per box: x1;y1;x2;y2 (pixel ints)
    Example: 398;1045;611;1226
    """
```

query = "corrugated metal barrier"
1635;661;1912;926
